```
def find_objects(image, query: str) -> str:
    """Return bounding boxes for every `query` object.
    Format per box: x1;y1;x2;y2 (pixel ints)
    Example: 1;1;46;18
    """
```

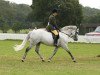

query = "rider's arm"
49;16;59;30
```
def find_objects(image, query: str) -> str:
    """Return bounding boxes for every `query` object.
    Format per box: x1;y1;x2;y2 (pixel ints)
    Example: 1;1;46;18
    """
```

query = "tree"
29;0;83;27
0;0;32;32
0;17;10;33
82;7;100;23
12;21;22;33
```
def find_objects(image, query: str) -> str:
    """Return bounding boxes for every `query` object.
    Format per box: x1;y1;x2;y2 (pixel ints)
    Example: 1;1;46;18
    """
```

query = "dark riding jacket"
46;14;59;32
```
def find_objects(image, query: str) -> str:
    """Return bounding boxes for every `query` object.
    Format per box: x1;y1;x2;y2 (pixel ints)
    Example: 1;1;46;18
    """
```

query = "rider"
46;9;60;47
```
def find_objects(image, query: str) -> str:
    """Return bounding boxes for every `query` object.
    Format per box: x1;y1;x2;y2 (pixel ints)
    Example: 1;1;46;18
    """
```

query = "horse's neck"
61;29;72;35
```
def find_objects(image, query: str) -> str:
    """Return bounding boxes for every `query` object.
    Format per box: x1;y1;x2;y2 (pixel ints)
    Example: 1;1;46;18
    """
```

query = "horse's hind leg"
22;42;33;62
35;43;44;62
61;43;76;62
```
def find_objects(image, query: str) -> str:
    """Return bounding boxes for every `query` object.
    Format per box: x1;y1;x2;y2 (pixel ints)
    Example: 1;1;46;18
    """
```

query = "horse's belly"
41;34;54;45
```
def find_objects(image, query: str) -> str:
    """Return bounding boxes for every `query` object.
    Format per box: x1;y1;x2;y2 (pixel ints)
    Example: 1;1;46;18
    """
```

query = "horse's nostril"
74;38;78;41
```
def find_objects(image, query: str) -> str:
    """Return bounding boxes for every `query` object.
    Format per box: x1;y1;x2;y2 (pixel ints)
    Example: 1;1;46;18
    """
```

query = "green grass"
0;40;100;75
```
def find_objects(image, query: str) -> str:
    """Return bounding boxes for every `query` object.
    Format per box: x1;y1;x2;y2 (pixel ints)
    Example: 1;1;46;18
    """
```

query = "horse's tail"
14;32;31;51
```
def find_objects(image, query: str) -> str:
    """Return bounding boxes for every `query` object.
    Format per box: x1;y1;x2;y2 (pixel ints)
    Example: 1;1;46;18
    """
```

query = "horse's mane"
61;25;77;31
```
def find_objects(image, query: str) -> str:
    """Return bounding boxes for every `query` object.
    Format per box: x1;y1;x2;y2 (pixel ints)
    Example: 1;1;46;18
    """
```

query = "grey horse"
14;26;78;62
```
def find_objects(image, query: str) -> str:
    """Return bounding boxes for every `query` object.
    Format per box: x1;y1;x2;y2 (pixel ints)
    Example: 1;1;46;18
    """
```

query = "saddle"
45;29;59;40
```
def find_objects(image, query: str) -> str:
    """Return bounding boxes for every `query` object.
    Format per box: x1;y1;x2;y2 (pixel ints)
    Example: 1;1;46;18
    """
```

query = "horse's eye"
76;31;79;34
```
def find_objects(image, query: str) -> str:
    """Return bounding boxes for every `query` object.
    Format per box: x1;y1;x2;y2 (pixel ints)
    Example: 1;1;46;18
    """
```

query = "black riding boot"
54;35;59;47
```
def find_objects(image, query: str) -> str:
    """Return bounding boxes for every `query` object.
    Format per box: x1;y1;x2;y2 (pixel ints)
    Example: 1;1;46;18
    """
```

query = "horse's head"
70;28;79;41
61;25;79;41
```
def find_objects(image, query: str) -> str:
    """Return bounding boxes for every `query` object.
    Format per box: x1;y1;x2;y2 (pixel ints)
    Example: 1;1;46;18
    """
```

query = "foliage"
0;0;32;33
29;0;83;27
1;0;100;33
89;13;100;23
0;16;10;33
12;21;22;33
82;7;100;23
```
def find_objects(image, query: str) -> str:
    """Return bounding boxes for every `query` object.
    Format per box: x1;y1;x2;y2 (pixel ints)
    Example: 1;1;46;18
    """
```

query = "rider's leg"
51;30;59;47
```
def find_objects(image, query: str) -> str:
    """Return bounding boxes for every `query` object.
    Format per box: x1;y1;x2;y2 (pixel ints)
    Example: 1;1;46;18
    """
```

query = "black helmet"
52;9;58;13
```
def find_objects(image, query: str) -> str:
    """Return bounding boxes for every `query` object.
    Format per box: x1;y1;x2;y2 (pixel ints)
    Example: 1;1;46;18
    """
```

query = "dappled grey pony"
14;26;78;62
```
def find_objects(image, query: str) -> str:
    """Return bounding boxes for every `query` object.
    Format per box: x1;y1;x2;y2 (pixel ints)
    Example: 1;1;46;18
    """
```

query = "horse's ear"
76;28;79;34
35;27;37;30
77;27;79;31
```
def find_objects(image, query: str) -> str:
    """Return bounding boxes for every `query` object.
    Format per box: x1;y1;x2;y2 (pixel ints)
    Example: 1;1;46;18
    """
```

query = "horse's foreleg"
48;47;58;62
35;43;44;62
61;44;76;62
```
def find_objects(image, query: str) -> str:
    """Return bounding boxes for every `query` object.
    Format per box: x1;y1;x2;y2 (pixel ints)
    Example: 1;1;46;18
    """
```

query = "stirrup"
54;43;58;47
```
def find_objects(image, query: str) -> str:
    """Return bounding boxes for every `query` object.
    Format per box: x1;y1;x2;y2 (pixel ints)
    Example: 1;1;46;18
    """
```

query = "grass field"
0;40;100;75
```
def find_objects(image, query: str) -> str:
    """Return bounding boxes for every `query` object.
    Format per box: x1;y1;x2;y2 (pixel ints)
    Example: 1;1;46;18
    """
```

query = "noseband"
61;30;78;38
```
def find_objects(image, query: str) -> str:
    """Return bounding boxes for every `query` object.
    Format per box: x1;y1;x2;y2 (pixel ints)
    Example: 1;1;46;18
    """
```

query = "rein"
61;32;71;37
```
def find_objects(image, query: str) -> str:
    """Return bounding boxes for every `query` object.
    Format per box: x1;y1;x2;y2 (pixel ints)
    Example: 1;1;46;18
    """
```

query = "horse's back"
29;29;69;46
30;29;54;45
31;29;52;37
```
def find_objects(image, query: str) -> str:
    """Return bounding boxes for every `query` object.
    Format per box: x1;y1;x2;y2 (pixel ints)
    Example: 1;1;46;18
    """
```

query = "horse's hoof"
73;61;77;63
21;59;24;62
48;59;51;62
73;60;77;63
42;59;45;62
72;59;76;63
97;55;100;57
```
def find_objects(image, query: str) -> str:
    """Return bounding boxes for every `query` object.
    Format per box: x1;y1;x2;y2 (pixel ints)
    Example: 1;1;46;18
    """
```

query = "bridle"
61;29;78;38
61;32;71;37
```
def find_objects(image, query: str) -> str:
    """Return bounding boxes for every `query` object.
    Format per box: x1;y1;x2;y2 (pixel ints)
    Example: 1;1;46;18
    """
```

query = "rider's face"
53;13;58;16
